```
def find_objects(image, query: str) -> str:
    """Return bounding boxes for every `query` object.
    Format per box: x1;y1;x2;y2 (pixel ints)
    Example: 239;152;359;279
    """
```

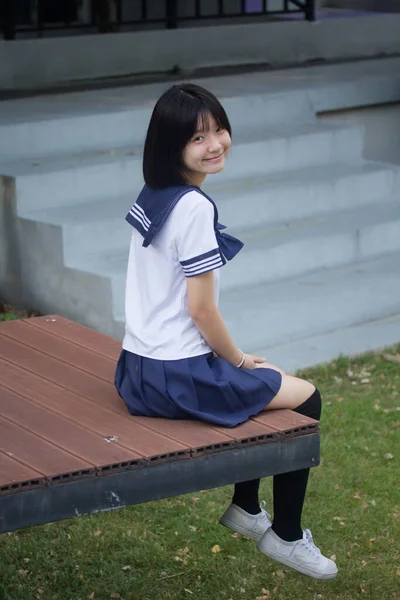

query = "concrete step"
66;197;400;319
210;160;399;230
222;198;400;289
255;313;400;373
220;252;400;351
2;56;400;162
11;121;364;211
23;160;398;261
0;89;315;162
14;208;400;351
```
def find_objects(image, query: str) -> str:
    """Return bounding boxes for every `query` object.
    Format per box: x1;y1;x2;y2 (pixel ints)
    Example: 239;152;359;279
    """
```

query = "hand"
242;353;266;370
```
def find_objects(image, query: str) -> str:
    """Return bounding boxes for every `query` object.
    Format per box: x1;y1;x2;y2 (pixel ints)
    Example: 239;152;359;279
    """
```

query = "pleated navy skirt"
115;350;282;428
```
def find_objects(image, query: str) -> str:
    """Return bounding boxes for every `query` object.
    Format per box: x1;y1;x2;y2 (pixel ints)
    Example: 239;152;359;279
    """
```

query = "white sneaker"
219;500;272;541
257;528;338;580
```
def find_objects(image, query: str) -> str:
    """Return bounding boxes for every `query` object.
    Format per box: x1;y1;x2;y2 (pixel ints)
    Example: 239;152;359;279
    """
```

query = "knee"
293;387;322;421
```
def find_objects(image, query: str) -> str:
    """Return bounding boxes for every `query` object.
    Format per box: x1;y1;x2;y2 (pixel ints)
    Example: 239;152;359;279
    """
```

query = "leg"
271;387;321;541
231;370;315;516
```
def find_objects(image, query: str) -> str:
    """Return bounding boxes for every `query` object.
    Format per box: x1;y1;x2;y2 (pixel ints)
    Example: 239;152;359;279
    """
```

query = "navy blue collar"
126;184;243;261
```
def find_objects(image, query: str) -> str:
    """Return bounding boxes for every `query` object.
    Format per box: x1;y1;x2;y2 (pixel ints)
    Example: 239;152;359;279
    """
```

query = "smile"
204;153;224;163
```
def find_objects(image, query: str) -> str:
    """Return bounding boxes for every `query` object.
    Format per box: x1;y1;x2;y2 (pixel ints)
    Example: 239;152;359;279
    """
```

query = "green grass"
1;346;399;600
0;312;19;321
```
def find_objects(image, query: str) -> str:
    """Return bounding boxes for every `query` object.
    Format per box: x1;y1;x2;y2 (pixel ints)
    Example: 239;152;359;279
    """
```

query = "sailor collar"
126;184;243;263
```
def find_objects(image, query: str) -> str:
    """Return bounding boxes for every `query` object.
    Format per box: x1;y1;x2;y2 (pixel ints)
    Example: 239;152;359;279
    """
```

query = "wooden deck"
0;316;320;533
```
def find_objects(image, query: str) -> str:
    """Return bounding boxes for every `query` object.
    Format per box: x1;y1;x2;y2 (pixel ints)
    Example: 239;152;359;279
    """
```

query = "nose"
207;135;223;154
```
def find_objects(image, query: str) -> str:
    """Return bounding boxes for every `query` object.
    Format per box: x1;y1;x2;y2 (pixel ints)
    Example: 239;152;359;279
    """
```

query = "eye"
216;126;225;133
193;135;204;142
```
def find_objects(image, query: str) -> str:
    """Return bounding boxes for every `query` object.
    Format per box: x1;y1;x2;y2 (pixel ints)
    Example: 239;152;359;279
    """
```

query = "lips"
204;153;224;163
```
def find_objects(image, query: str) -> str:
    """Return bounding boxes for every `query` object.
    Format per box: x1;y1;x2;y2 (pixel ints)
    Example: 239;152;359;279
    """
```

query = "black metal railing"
1;1;316;40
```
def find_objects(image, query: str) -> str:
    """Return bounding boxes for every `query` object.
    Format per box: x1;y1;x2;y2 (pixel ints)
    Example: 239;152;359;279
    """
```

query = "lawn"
0;302;38;322
0;344;399;600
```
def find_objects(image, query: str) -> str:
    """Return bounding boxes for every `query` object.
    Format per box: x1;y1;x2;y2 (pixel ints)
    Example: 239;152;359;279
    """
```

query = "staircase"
1;58;400;371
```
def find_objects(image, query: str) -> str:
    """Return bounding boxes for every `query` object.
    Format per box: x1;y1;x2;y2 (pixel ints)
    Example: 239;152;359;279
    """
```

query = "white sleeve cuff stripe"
181;251;222;270
185;259;224;276
180;247;220;266
182;256;224;275
182;253;223;271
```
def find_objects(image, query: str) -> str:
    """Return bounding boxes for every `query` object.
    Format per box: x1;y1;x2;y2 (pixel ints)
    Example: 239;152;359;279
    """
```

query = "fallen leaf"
276;570;285;578
383;353;400;365
110;594;120;599
184;590;193;595
93;530;103;537
330;554;337;561
211;544;221;554
121;566;132;571
385;453;394;460
361;560;367;567
353;492;362;500
88;594;95;600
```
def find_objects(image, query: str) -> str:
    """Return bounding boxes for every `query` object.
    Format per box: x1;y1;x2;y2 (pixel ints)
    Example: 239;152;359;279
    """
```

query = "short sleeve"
175;192;224;277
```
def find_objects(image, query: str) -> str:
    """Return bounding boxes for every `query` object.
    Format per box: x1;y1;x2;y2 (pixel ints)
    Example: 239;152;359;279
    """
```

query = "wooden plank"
25;315;120;359
0;452;45;490
213;417;278;441
0;334;117;403
254;410;319;434
1;433;320;533
132;416;236;451
0;386;141;468
0;417;94;478
0;319;115;382
0;359;190;460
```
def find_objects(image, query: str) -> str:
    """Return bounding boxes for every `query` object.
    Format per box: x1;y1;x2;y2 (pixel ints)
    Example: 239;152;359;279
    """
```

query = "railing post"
166;0;178;29
37;0;44;38
305;0;316;21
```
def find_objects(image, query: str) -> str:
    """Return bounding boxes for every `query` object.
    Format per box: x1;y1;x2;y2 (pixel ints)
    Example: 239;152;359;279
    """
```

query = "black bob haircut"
143;83;231;189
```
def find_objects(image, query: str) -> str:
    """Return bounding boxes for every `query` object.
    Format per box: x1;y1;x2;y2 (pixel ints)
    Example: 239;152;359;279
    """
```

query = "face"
182;114;231;187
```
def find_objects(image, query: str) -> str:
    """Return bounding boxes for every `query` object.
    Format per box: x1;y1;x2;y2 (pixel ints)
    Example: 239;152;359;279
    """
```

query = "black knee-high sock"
232;479;261;515
271;388;322;542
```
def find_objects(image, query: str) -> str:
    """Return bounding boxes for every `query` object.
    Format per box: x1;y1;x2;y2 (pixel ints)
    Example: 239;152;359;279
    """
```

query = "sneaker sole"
257;543;338;580
219;516;267;542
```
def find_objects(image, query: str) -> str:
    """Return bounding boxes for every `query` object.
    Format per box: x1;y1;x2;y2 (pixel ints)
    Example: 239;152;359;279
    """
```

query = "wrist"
236;349;245;368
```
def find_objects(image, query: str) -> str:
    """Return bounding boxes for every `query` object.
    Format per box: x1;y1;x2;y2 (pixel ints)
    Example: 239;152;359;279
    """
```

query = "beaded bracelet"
236;350;245;368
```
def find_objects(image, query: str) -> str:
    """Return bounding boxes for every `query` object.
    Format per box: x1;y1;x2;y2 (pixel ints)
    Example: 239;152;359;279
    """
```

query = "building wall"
2;10;400;92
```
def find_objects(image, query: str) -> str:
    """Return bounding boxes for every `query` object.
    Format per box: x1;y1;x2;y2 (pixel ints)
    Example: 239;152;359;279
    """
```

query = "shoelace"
260;500;272;522
302;529;322;556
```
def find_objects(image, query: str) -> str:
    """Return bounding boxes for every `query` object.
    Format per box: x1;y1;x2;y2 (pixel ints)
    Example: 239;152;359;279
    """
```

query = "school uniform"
115;184;282;427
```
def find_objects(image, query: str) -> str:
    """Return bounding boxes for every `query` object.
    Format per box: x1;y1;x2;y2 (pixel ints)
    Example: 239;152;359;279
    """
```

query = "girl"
115;83;338;580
